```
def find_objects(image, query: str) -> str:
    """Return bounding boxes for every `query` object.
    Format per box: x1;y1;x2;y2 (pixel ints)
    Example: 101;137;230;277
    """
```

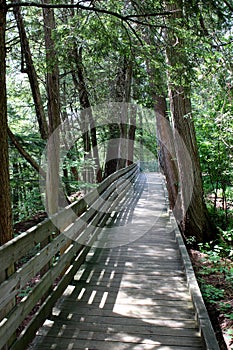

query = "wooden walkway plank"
29;172;216;350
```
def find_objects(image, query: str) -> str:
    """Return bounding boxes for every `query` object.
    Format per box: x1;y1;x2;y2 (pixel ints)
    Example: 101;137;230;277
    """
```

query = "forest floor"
14;214;232;350
189;249;233;350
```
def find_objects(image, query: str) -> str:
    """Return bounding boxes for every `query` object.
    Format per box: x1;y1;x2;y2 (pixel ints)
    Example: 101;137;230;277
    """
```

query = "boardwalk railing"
162;182;220;350
171;216;220;350
0;163;139;350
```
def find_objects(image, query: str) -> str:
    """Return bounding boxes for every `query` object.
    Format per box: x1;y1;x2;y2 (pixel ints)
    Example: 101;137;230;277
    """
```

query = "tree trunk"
0;0;13;246
153;94;180;213
71;47;102;183
0;6;16;346
165;0;213;241
119;60;133;168
104;58;132;177
43;2;61;215
127;107;136;165
145;45;179;214
13;3;48;140
104;123;121;178
139;110;144;163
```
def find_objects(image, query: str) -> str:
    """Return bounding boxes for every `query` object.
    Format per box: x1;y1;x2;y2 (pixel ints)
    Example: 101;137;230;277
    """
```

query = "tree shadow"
30;173;203;350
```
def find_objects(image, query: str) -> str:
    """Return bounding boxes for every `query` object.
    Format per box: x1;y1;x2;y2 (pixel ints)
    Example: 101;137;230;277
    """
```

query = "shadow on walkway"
30;173;204;350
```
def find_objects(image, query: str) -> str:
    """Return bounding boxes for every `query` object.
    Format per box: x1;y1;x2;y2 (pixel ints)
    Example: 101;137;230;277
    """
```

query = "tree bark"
154;100;179;210
127;107;136;165
165;0;213;241
104;57;133;177
153;94;180;213
0;5;16;342
145;38;179;214
104;123;121;178
0;0;13;246
43;1;61;215
119;60;133;168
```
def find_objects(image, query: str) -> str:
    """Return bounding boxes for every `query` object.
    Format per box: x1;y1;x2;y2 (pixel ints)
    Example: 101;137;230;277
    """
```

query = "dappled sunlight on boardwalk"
29;173;204;350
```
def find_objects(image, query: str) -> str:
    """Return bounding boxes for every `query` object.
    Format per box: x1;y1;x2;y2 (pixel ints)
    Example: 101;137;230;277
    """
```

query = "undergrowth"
188;207;233;349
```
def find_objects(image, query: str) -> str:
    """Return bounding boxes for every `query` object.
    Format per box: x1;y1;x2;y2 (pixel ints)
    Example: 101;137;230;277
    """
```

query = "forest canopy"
0;0;232;245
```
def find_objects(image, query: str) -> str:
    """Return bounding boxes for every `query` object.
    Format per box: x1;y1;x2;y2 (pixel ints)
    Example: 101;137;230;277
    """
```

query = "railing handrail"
161;176;220;350
0;163;137;271
0;163;138;350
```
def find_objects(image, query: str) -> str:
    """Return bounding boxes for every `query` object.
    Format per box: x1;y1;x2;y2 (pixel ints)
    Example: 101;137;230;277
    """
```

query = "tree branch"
6;2;170;29
8;127;46;178
125;10;182;18
6;2;178;21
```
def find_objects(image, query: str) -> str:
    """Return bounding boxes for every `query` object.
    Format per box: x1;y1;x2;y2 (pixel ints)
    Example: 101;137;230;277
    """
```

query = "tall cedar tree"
165;0;213;241
43;1;61;215
0;0;13;246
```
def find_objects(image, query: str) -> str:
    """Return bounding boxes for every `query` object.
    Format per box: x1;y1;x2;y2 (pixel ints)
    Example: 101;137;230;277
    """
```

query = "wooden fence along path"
0;165;219;350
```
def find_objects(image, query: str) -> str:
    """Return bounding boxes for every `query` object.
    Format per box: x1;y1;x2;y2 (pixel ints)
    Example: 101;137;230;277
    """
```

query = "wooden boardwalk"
29;173;205;350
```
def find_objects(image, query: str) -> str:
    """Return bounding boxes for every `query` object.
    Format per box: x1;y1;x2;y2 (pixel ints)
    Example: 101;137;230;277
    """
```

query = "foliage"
192;25;233;235
4;1;233;232
9;133;45;223
199;227;233;264
192;234;233;345
2;2;233;347
197;234;233;312
198;281;225;303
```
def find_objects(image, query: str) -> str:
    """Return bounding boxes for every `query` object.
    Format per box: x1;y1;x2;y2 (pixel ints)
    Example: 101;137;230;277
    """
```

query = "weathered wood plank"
57;283;193;307
29;172;207;350
36;319;199;336
76;268;185;278
0;219;56;272
29;327;203;346
2;170;218;350
5;166;138;350
0;233;70;310
30;338;204;350
171;216;220;350
10;243;94;350
46;304;195;320
77;275;186;284
0;165;137;310
0;164;138;272
0;242;84;348
37;331;202;346
67;282;189;295
50;315;199;329
13;168;138;350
